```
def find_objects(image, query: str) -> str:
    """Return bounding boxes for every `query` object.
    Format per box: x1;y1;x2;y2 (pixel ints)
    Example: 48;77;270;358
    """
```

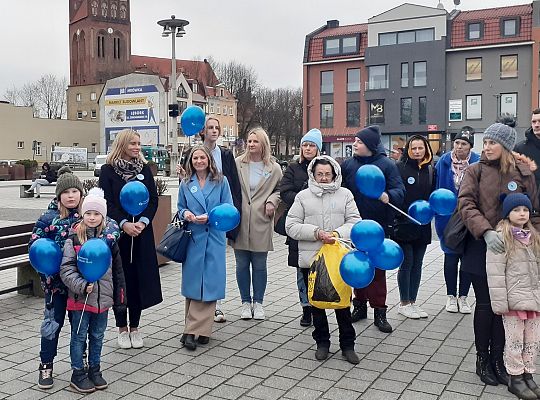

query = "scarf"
113;158;144;182
450;151;471;190
511;226;531;246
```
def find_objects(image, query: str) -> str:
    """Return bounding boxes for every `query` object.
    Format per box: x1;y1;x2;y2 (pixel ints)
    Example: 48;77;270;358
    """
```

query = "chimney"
327;20;339;29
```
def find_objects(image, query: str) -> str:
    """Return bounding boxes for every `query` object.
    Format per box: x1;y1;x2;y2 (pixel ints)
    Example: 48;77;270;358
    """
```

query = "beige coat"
231;158;282;252
486;244;540;314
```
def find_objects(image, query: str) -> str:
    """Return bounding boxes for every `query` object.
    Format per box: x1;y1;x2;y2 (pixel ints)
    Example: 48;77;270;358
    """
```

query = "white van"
93;155;108;177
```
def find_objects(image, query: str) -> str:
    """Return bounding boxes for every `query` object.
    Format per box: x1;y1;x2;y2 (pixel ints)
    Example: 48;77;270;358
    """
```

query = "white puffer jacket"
285;156;361;269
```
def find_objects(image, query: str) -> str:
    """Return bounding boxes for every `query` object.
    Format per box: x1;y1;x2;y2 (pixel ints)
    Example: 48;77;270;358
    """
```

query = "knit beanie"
81;187;107;218
300;128;323;151
454;126;474;147
55;166;84;198
502;193;532;219
355;125;381;154
483;123;516;152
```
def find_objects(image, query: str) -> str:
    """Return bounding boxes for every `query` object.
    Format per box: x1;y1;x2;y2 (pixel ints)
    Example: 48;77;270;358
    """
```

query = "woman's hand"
193;214;208;224
183;211;196;222
265;203;276;218
134;221;146;232
122;222;142;237
318;230;336;244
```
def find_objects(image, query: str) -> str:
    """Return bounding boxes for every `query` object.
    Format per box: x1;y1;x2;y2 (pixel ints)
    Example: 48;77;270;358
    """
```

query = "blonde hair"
496;218;540;256
499;148;516;175
76;216;106;244
240;127;273;166
183;145;223;183
106;129;147;165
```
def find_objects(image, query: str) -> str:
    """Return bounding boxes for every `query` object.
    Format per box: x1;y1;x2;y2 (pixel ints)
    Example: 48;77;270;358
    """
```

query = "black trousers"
301;269;356;350
468;272;505;358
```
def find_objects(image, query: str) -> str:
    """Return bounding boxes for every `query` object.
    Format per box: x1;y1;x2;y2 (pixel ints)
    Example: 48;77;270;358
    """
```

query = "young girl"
28;166;84;389
60;188;125;393
487;193;540;400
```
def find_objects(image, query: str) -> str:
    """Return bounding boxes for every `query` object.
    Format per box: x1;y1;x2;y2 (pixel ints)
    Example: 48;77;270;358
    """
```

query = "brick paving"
0;172;520;399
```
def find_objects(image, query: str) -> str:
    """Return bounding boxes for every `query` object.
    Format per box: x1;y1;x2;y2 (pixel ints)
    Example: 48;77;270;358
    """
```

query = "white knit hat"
81;187;107;218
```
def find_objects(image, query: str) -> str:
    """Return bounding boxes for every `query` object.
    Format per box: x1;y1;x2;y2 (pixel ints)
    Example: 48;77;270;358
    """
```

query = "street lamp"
157;15;189;177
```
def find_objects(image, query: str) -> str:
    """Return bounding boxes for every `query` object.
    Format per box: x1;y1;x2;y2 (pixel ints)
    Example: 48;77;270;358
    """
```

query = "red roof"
451;4;532;48
308;24;368;62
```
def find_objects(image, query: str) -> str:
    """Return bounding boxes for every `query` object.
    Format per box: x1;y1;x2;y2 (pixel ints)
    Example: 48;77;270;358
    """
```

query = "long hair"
499;148;516;175
182;145;223;183
106;129;147;165
58;202;81;219
240;127;273;166
496;218;540;257
199;117;221;142
76;217;106;245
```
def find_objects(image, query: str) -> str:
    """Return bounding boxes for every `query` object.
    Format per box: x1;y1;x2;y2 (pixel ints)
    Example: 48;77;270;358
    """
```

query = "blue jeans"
40;292;67;364
397;243;427;302
297;268;309;307
234;250;268;304
70;310;108;370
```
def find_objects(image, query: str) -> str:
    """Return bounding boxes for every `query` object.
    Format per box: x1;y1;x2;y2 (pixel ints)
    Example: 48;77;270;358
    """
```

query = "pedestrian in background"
25;162;57;198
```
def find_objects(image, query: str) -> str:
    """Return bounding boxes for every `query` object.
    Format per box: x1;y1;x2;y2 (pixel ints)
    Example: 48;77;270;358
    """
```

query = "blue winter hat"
301;129;323;151
502;193;532;219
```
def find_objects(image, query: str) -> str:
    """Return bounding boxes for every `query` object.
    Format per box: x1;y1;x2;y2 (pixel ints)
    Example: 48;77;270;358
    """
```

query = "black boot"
38;363;53;389
351;299;367;323
491;357;509;386
475;352;498;386
508;374;538;400
88;365;108;390
184;334;197;351
523;373;540;397
373;308;392;333
300;306;312;327
70;369;95;393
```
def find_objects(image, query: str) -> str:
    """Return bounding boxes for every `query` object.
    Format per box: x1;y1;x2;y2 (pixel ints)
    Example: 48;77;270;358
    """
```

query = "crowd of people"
28;110;540;399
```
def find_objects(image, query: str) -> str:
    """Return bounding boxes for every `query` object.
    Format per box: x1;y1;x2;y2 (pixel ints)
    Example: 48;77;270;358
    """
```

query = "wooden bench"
20;183;57;198
0;223;42;296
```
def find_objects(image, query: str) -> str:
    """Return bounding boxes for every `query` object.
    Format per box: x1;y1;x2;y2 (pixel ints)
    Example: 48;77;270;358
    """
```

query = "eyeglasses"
315;172;333;178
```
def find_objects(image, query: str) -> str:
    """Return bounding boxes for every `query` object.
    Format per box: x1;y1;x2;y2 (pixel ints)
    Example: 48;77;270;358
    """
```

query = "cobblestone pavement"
0;173;521;399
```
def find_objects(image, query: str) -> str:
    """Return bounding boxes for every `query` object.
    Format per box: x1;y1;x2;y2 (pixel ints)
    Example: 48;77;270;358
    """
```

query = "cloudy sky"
0;0;531;97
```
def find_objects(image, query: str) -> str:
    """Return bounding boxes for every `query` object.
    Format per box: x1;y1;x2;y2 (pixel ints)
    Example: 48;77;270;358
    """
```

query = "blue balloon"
208;204;240;232
351;220;385;252
355;165;386;199
339;251;375;289
29;238;62;276
408;200;434;225
77;239;112;283
120;181;149;216
369;239;404;271
429;188;458;216
180;105;206;137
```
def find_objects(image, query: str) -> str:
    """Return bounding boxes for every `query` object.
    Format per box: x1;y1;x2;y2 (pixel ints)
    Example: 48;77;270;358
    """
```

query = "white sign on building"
448;99;463;122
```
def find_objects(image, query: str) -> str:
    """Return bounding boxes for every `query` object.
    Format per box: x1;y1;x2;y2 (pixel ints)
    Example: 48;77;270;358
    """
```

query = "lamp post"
157;15;189;177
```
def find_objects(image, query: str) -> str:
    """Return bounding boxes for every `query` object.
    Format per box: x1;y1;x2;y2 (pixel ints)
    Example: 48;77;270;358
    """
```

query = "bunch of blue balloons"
339;220;404;289
180;106;206;137
409;188;458;225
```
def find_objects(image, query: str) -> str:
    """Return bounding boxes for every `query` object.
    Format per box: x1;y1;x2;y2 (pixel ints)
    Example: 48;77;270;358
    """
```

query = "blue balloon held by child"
120;181;149;216
355;164;386;199
429;188;457;216
369;239;404;271
180;105;206;137
29;238;63;276
408;200;434;225
77;239;112;283
339;251;375;289
350;220;385;252
208;204;240;232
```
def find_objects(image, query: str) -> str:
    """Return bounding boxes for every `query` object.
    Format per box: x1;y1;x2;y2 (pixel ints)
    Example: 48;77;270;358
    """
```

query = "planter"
148;163;158;176
0;165;10;180
25;167;35;179
153;195;172;265
9;165;25;180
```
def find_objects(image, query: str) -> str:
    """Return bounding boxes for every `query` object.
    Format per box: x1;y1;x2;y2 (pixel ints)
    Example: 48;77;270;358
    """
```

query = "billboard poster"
52;147;88;165
104;85;160;150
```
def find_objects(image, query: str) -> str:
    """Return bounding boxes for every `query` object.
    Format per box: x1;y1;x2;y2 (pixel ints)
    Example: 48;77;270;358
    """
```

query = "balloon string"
385;202;423;225
76;293;89;335
336;238;354;251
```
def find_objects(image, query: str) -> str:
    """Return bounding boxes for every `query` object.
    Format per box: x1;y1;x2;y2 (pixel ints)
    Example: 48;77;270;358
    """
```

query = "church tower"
68;0;132;86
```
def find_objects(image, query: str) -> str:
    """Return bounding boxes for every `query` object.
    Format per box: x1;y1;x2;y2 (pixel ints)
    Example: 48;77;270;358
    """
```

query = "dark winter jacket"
341;145;405;236
514;128;540;190
29;200;81;295
99;164;163;310
279;159;309;267
40;168;57;183
60;217;126;314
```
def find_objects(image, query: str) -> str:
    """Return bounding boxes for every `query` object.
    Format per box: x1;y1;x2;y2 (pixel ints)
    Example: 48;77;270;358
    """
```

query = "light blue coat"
178;174;233;301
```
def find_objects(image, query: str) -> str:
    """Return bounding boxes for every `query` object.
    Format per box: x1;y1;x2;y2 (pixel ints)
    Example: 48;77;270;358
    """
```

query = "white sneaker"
458;296;472;314
240;302;252;320
445;295;459;313
398;304;420;319
253;302;265;320
214;308;226;323
130;331;144;349
117;331;132;349
411;303;428;318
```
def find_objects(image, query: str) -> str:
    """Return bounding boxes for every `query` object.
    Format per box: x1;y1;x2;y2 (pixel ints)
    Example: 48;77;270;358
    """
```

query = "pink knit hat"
82;188;107;218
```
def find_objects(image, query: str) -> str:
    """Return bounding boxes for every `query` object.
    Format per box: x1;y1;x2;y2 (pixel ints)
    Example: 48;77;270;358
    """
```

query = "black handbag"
392;218;421;243
443;210;467;254
156;214;193;263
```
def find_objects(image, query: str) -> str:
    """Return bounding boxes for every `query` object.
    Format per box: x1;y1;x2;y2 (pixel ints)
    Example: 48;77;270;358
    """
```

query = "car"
93;155;107;177
0;160;18;167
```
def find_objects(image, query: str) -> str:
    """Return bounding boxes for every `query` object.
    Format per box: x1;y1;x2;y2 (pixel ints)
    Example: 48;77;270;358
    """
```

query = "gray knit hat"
483;123;516;152
55;166;84;198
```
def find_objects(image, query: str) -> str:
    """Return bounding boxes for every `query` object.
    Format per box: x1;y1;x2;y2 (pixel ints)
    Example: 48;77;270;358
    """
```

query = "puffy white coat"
285;156;361;269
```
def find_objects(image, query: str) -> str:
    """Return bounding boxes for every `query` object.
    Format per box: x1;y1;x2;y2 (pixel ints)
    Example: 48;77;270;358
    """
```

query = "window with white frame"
76;93;82;102
209;103;214;114
17;141;24;149
216;105;221;115
77;111;83;119
229;106;233;116
223;126;228;136
466;95;482;119
91;143;97;152
91;110;97;119
35;142;42;156
230;126;234;136
500;93;517;117
90;92;97;101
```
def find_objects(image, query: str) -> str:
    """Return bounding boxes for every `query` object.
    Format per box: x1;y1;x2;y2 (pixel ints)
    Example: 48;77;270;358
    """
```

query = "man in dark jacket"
514;108;540;189
341;126;405;333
